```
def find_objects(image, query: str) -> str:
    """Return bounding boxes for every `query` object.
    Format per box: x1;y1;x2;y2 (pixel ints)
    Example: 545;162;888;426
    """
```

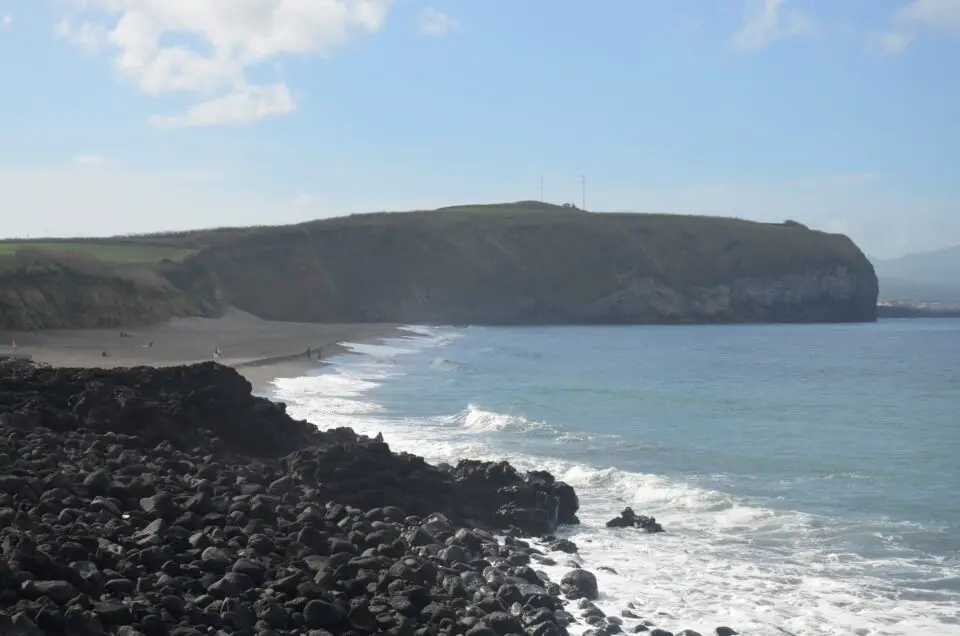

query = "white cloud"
74;154;108;166
732;0;815;52
419;8;457;36
867;30;915;55
55;19;110;55
56;0;394;126
869;0;960;56
148;83;294;128
896;0;960;35
2;13;12;28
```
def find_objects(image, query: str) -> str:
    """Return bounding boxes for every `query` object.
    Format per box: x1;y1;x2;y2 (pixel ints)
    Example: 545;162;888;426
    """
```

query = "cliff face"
194;207;878;325
0;207;878;329
0;252;224;330
581;266;877;324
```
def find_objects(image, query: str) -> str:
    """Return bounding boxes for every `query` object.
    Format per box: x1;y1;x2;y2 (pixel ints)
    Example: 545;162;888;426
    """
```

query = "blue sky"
0;0;957;258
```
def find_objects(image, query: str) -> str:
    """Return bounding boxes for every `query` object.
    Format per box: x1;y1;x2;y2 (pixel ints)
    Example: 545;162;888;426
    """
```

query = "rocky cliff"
194;205;878;325
0;204;879;329
0;250;223;330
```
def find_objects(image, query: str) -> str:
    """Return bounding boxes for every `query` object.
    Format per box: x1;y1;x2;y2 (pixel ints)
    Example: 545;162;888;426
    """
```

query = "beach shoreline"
0;307;402;390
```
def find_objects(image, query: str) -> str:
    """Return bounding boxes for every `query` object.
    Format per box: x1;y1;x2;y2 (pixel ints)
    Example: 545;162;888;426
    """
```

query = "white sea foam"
270;328;960;636
446;404;555;435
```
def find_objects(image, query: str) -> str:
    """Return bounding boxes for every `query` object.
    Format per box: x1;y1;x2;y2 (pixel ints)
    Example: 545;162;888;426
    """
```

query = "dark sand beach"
0;308;400;389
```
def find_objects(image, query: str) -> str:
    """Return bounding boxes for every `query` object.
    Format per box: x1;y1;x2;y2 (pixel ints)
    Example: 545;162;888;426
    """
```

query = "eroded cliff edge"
0;204;879;329
0;251;223;330
195;206;878;325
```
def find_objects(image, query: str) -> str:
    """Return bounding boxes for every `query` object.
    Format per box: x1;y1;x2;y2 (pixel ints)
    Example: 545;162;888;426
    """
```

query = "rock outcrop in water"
604;508;665;533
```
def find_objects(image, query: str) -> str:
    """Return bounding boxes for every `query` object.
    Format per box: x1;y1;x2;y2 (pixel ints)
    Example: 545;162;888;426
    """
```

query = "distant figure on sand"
306;347;312;360
213;345;222;363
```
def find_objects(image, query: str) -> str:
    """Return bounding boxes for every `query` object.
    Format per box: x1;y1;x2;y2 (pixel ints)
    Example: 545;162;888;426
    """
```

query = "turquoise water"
272;319;960;635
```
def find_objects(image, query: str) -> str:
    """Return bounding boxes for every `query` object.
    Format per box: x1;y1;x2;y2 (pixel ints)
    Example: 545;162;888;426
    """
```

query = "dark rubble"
0;361;735;636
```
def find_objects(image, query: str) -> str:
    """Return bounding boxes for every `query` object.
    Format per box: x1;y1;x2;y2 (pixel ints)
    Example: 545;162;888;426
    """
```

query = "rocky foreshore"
0;361;735;636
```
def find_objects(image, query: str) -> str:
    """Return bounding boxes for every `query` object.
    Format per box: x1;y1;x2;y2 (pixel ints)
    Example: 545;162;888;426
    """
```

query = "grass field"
0;242;196;264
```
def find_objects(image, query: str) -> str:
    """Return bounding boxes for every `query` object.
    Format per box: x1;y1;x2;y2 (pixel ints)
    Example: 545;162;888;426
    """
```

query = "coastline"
0;355;591;636
0;307;401;391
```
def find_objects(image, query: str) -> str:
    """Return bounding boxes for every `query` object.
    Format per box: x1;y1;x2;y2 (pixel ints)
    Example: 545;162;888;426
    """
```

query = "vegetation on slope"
0;248;222;330
0;203;878;329
0;241;196;264
191;203;876;325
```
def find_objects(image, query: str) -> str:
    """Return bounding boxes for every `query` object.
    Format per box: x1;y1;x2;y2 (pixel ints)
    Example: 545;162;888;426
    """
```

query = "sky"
0;0;958;259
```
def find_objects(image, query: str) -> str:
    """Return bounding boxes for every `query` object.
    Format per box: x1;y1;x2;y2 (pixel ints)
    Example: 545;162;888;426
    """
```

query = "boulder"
605;507;665;533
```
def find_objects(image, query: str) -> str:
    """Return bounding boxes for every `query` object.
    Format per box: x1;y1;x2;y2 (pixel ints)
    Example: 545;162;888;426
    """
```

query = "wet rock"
0;360;735;636
604;508;664;533
560;569;599;600
546;538;578;554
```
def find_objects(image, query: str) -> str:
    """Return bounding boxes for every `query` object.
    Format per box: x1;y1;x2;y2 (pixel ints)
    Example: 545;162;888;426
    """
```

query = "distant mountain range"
870;244;960;303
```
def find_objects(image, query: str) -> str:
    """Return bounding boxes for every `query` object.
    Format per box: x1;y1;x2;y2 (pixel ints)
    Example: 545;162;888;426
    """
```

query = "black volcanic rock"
0;360;577;535
605;508;665;533
0;360;739;636
0;361;599;635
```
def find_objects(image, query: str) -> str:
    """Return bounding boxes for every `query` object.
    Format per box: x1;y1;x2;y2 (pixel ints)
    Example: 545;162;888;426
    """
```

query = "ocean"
270;319;960;636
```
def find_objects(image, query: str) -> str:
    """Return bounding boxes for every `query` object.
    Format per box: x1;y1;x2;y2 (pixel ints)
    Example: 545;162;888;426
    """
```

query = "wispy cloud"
2;13;12;28
867;30;915;55
419;8;458;36
732;0;815;52
896;0;960;36
55;19;108;55
874;0;960;54
148;84;295;129
74;154;108;166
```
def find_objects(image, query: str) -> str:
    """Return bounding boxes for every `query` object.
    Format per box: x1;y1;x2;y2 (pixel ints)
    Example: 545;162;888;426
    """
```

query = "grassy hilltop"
0;202;878;329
